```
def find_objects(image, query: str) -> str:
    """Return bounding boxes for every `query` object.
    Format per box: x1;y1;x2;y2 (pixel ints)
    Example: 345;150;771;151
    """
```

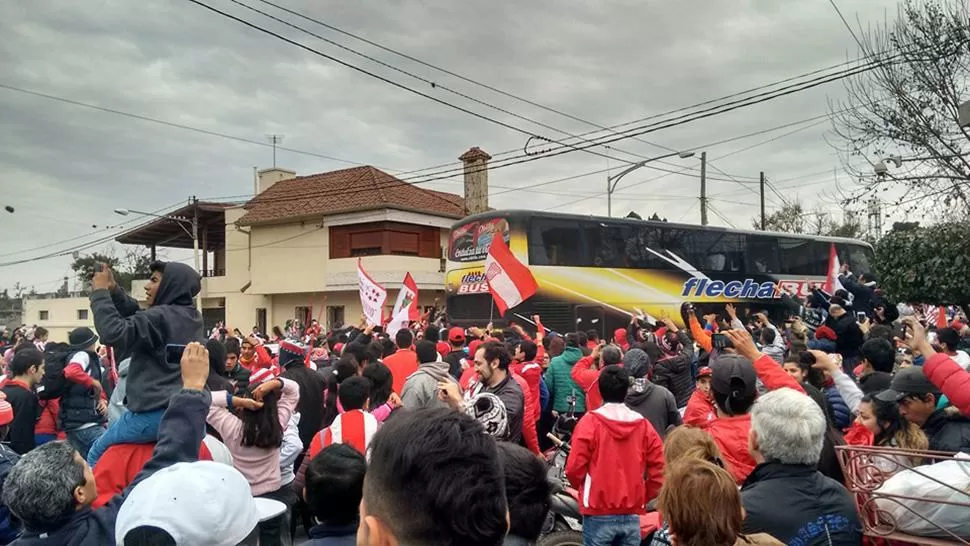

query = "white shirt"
951;350;970;371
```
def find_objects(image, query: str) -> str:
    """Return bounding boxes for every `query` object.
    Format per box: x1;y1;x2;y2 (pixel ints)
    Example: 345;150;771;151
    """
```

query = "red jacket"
92;440;219;508
35;399;62;436
383;349;419;395
706;354;805;485
239;345;274;373
683;389;717;429
511;373;540;454
571;356;605;412
510;361;542;423
565;403;664;516
923;352;970;416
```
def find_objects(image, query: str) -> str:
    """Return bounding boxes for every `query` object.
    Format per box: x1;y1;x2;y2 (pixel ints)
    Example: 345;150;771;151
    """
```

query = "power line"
0;84;379;169
827;0;865;51
188;0;907;188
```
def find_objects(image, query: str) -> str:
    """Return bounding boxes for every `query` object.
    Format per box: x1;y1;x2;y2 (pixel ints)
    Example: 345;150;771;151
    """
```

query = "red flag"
484;236;538;316
823;243;845;294
386;273;419;337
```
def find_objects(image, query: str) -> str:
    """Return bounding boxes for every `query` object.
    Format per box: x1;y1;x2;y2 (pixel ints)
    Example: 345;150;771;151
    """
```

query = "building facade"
119;151;489;334
21;295;95;342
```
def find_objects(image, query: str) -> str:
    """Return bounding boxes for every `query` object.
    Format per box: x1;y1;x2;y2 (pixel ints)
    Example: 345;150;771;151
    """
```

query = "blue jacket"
13;388;210;546
0;443;20;544
307;522;358;545
824;385;852;430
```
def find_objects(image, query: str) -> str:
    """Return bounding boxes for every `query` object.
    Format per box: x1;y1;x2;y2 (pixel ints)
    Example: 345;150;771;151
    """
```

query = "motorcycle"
539;433;583;546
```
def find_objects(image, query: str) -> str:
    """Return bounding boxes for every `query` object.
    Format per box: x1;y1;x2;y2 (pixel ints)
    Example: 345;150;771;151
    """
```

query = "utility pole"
699;151;708;226
191;196;201;311
759;171;766;230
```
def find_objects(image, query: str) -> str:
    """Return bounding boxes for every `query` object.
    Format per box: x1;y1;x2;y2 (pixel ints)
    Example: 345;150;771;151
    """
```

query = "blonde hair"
657;459;743;546
663;426;726;471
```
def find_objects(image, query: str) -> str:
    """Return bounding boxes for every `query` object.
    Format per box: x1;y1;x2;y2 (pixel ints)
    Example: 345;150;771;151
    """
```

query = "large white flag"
386;273;419;337
357;258;387;327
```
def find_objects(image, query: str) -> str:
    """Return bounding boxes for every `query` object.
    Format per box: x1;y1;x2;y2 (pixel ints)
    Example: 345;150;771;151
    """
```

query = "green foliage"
70;247;153;292
874;222;970;305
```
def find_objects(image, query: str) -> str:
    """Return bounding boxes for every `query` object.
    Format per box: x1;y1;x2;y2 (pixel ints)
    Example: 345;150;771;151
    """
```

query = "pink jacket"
208;377;300;495
923;352;970;416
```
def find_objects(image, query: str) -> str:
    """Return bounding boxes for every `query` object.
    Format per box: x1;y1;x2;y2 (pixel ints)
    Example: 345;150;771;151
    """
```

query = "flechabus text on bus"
681;278;781;299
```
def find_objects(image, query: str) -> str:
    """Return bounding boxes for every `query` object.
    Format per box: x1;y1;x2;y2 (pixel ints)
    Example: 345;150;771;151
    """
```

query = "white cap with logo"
115;460;286;546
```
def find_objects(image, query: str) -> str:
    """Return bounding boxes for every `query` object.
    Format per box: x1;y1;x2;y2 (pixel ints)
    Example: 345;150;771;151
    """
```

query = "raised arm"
724;329;804;394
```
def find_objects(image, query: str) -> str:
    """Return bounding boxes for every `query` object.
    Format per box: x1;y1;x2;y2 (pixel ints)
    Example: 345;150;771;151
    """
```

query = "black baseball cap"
876;367;938;403
711;354;757;398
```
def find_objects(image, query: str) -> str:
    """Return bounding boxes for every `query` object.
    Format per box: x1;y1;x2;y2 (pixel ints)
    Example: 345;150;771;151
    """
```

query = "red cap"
468;339;483;358
815;325;837;341
0;399;13;426
697;366;713;378
249;367;277;386
448;327;466;344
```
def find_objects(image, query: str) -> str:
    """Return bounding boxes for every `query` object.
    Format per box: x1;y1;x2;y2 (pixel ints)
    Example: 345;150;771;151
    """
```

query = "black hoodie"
89;262;204;412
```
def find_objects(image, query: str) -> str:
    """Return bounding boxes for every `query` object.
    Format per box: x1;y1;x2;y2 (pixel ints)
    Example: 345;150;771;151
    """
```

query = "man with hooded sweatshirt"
401;340;459;410
623;348;681;439
83;261;204;467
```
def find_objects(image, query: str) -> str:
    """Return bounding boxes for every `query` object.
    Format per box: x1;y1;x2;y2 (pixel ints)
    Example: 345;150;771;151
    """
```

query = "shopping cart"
836;444;970;545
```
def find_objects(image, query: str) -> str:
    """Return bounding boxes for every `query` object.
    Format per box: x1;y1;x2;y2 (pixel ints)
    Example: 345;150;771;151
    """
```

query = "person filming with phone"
83;261;204;467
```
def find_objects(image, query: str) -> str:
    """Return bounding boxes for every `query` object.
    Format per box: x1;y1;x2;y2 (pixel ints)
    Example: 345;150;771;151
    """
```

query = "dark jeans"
66;426;105;460
257;483;299;546
583;514;641;546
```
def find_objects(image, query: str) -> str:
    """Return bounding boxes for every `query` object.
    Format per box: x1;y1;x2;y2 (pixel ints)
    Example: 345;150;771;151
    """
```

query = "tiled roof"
237;166;466;226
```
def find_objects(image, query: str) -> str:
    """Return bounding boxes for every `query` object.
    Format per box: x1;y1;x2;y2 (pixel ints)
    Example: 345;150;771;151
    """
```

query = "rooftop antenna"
267;134;285;167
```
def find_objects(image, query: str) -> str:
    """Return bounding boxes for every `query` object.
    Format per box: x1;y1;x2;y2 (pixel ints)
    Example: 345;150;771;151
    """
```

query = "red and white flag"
823;243;846;295
357;258;387;327
386;273;419;337
484;236;538;317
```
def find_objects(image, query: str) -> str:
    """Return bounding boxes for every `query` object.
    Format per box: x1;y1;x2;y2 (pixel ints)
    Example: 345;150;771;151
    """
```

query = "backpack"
37;342;72;400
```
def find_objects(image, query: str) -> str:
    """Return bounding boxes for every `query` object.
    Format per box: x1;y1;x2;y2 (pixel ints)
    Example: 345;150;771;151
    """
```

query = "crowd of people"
0;260;967;545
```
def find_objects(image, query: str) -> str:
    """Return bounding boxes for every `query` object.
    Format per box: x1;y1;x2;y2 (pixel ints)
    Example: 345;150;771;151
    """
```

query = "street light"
606;151;696;217
115;200;201;309
873;155;903;177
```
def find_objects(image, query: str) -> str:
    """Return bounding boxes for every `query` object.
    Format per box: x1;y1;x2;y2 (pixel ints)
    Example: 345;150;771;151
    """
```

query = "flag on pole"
386;273;419;337
357;258;387;327
484;236;538;317
823;243;846;295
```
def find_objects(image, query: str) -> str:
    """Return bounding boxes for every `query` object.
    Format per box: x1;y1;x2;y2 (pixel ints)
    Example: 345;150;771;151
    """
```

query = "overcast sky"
0;0;908;293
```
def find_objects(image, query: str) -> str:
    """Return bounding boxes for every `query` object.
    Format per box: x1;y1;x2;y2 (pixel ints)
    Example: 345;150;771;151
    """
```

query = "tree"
831;0;970;214
874;222;970;312
752;201;807;233
70;247;153;292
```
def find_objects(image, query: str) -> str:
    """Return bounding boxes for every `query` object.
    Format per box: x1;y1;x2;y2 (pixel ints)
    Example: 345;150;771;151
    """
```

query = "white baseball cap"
115;461;287;546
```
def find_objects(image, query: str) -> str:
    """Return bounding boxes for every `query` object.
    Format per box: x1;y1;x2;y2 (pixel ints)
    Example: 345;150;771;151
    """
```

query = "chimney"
459;147;490;215
256;167;297;194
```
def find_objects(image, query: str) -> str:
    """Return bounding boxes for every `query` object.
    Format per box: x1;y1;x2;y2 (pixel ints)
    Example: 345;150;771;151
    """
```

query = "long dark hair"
862;394;928;451
363;361;393;408
240;389;284;449
321;355;360;428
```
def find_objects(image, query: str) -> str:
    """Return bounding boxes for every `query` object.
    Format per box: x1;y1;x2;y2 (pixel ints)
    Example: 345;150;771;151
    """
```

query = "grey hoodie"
623;348;681;438
401;359;458;410
90;262;204;412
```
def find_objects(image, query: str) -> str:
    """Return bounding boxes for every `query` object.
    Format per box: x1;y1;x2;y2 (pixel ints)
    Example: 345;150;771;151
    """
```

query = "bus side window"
688;231;744;272
747;235;780;274
530;218;585;266
584;224;627;267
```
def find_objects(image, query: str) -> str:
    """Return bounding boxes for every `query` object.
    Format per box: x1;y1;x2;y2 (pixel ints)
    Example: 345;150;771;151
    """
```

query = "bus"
444;210;874;337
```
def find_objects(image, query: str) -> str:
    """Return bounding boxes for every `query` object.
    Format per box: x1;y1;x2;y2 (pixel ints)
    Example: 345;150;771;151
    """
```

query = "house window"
330;223;442;259
327;306;345;330
256;308;267;335
39;310;49;321
77;309;89;320
295;306;312;327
